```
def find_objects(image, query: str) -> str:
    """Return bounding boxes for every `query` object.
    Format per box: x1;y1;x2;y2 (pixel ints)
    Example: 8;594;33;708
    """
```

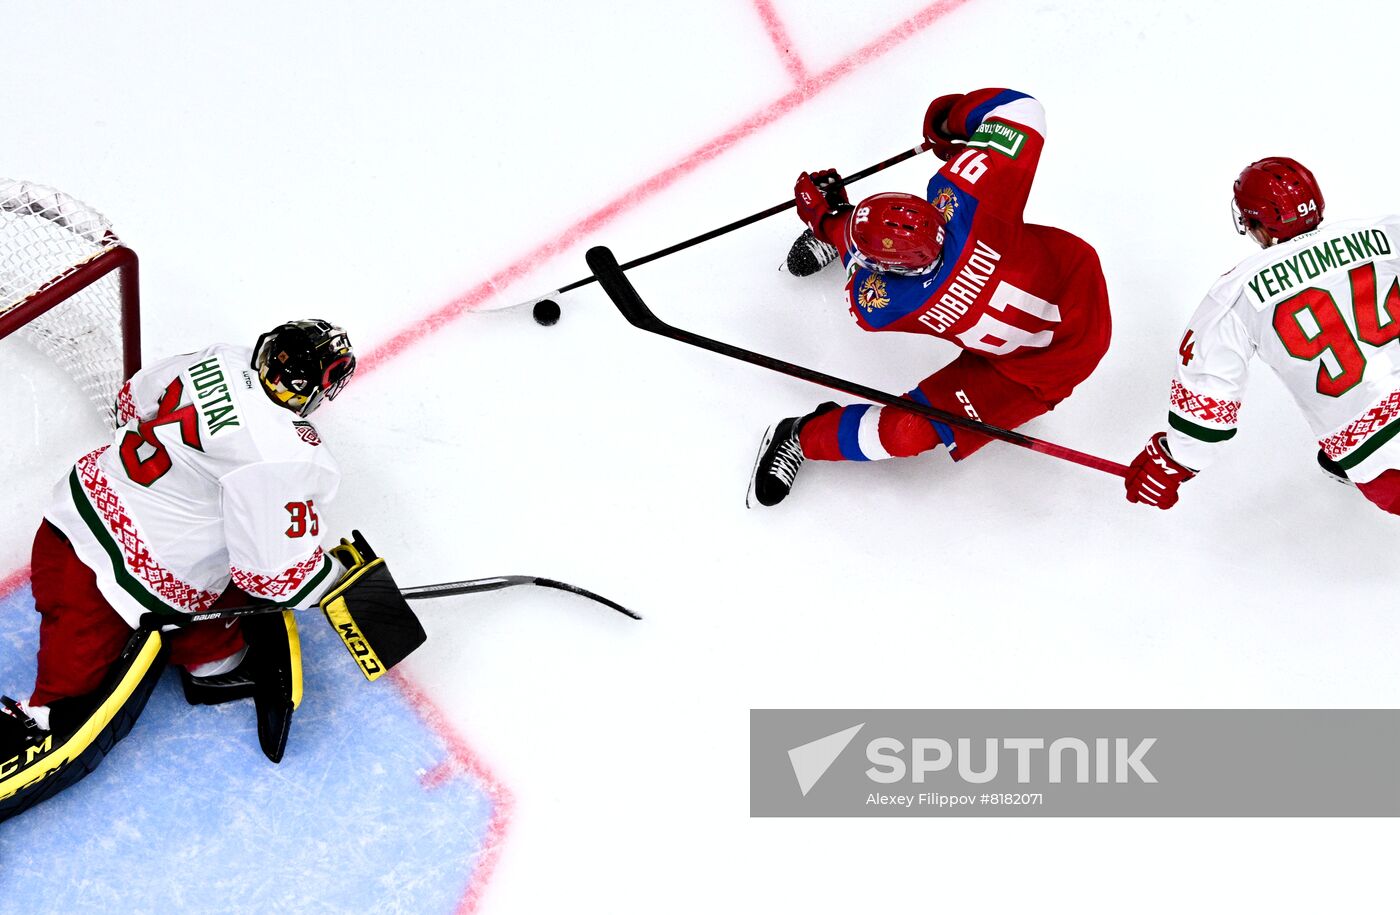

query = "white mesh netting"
0;178;129;428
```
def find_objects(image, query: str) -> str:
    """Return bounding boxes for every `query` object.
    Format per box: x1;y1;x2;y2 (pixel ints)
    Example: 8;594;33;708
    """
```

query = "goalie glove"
320;531;427;681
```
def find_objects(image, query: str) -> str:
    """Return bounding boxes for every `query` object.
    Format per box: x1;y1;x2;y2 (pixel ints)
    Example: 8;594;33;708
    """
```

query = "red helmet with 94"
845;193;944;276
1232;157;1324;242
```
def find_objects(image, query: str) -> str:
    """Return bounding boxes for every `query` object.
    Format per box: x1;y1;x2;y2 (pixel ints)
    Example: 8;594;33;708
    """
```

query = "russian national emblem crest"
858;273;890;312
932;187;958;222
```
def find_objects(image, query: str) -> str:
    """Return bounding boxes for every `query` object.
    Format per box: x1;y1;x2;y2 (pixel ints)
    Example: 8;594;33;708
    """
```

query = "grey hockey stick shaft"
138;574;641;629
585;245;1130;479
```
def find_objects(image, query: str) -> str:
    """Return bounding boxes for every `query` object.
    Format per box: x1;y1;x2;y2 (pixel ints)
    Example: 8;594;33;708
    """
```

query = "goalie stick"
584;245;1129;479
495;140;935;314
138;574;641;629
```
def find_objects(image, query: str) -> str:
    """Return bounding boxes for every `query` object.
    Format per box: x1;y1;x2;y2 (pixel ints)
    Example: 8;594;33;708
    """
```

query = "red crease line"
0;565;512;915
388;668;515;915
0;565;31;600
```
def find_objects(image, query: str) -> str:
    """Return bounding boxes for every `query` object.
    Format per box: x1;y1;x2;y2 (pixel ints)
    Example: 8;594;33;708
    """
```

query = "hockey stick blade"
586;245;1129;479
585;246;663;330
406;575;641;620
532;578;642;620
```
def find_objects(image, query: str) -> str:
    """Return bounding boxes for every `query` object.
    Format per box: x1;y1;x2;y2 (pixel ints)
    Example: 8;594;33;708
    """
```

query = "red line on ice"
359;0;975;375
0;565;31;600
751;0;809;85
389;669;515;915
0;563;513;915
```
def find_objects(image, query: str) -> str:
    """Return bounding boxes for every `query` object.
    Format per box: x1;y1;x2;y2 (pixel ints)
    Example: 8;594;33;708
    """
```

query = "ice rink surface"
2;0;1399;911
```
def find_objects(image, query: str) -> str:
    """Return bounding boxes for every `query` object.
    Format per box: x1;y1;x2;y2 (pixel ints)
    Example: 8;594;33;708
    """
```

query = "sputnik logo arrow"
787;723;865;797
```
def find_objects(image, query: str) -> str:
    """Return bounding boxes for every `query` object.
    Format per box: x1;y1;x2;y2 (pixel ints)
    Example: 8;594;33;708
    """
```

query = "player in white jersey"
1125;158;1400;514
0;320;368;820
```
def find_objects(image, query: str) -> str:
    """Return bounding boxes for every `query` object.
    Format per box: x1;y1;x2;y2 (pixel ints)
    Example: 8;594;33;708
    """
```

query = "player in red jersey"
749;88;1111;507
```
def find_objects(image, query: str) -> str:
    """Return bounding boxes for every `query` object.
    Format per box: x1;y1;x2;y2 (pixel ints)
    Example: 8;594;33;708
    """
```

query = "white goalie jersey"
1166;216;1400;483
45;343;341;628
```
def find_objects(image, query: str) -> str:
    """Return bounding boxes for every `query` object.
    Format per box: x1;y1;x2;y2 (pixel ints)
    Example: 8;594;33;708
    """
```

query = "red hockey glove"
922;93;965;160
794;169;850;234
1125;433;1197;510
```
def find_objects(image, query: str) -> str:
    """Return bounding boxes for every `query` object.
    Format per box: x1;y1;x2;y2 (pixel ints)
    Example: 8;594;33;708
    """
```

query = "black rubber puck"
532;299;561;326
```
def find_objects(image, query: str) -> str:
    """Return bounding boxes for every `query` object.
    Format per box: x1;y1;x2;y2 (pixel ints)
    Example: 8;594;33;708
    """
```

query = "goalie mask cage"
0;179;140;429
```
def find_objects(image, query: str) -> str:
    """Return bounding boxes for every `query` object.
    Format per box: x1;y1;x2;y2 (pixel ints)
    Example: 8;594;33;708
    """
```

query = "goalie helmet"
845;193;944;276
1232;157;1324;242
252;319;356;417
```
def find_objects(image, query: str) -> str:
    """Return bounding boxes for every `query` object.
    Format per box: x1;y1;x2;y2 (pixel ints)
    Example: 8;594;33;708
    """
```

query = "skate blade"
745;424;778;509
1318;467;1357;488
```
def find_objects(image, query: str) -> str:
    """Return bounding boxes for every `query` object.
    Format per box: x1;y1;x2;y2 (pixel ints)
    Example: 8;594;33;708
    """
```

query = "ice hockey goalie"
1;319;357;823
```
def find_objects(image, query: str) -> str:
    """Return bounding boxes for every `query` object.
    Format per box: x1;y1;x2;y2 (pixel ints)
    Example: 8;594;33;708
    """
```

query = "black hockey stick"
584;245;1130;479
138;574;641;630
495;140;934;314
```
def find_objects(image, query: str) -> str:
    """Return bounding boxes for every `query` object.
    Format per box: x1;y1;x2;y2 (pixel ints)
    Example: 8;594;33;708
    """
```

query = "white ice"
2;0;1398;911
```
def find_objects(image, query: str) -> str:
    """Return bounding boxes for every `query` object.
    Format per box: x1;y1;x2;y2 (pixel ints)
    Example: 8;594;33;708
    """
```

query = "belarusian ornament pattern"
115;382;137;425
1320;388;1400;460
231;549;325;600
76;448;222;613
1170;380;1241;426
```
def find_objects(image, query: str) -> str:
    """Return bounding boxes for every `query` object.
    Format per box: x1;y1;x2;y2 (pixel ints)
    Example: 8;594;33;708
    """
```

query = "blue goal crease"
0;585;497;914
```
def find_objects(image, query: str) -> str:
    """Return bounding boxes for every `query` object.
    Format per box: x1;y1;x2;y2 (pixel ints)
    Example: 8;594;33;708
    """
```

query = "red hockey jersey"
821;88;1111;403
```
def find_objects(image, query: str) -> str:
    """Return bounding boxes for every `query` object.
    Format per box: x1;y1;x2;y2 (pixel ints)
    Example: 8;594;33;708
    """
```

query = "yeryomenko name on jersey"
1246;227;1396;307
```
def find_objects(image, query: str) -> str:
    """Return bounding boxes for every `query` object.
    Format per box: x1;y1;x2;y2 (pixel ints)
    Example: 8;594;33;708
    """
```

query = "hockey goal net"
0;179;140;429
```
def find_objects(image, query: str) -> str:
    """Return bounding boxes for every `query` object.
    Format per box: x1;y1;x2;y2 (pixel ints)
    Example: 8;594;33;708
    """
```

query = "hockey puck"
532;299;561;326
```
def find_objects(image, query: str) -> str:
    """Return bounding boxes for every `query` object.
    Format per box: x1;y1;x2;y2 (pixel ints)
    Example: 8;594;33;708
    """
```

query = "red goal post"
0;179;140;429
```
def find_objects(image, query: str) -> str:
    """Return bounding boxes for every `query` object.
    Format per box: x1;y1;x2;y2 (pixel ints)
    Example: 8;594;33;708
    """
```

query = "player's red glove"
1124;432;1197;510
922;93;965;160
794;169;850;234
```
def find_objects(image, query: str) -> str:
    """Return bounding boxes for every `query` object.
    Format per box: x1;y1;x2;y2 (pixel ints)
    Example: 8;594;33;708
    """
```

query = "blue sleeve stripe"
966;89;1032;131
904;388;956;449
837;404;871;461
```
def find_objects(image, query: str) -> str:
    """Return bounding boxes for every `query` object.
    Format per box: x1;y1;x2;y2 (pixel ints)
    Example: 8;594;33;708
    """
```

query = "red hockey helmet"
845;192;944;276
1232;157;1324;242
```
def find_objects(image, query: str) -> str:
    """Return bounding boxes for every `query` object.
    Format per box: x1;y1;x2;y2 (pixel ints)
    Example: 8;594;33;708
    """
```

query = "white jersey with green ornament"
44;343;341;628
1165;215;1400;483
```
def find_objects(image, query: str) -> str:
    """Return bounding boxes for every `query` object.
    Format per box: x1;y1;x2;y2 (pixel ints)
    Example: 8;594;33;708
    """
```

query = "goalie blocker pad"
320;557;425;682
0;627;168;824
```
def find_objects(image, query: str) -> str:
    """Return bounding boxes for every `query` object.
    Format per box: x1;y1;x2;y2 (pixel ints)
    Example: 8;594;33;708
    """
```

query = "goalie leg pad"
321;556;425;682
179;610;302;764
0;626;167;825
251;610;301;764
